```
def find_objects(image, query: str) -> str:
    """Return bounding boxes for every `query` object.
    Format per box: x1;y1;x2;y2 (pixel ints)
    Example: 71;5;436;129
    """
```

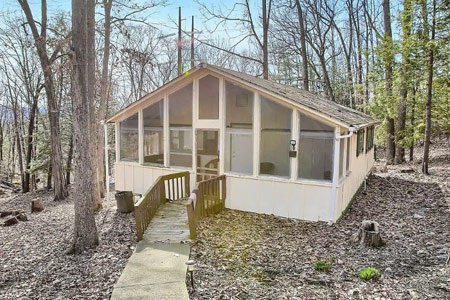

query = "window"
298;113;334;181
143;100;164;165
225;81;254;174
169;83;193;168
366;126;374;152
356;129;365;157
120;113;139;162
199;75;219;119
260;96;292;177
339;137;345;179
346;137;351;173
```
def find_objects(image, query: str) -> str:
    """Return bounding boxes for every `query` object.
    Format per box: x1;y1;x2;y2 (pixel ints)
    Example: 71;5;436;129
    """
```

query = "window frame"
119;113;139;163
259;95;292;178
297;112;335;182
142;99;165;166
356;129;365;157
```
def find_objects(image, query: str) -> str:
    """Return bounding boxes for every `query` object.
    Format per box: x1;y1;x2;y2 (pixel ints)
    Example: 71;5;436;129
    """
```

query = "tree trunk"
422;0;436;175
295;0;309;91
262;0;269;79
0;116;3;161
97;0;113;199
47;160;52;190
86;0;102;209
409;86;416;162
66;135;73;185
6;74;25;192
382;0;395;164
23;95;38;192
70;0;99;254
395;0;412;165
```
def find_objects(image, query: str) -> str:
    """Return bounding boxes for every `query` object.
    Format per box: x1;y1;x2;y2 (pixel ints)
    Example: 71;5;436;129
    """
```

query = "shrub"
314;261;329;272
359;267;380;281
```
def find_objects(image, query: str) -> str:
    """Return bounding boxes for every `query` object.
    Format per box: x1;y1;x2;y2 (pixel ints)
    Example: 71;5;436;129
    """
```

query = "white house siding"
334;132;375;221
115;162;195;196
226;175;332;222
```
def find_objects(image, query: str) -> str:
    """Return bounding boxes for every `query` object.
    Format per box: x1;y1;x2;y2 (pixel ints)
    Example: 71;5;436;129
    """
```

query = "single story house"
107;63;378;223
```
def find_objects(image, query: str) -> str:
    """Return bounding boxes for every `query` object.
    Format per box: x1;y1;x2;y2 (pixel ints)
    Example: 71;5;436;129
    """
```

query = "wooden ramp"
142;199;190;243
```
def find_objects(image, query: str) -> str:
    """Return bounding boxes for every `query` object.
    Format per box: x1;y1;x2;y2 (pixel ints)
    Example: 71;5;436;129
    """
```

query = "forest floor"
189;138;450;300
0;189;137;299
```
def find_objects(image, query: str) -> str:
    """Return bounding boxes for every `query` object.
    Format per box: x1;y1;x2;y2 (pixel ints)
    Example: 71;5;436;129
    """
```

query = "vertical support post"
115;122;120;163
177;6;182;75
329;127;340;225
104;122;110;194
163;94;169;167
343;134;348;176
135;206;143;241
290;110;299;180
219;77;225;175
253;92;261;176
138;109;144;165
221;176;226;209
192;79;198;179
185;172;190;197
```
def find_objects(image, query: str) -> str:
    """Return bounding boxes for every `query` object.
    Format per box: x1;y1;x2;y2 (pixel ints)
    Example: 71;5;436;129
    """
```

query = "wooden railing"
186;175;226;239
134;171;190;241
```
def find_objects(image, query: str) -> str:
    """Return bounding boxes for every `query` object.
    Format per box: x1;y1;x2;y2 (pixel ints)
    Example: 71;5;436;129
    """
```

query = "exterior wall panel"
226;175;332;222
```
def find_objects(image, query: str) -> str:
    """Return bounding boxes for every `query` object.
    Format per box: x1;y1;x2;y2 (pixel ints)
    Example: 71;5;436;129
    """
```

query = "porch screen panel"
298;113;334;181
169;83;193;168
260;96;292;177
119;113;139;162
199;75;219;119
143;99;164;165
224;81;254;174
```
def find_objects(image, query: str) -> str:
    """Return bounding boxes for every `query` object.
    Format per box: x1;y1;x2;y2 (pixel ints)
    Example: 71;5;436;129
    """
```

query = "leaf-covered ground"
0;190;136;300
189;139;450;299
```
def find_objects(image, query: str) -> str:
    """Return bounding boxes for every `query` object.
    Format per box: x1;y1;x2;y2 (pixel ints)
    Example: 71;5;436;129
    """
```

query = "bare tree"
197;0;272;78
17;0;69;200
295;0;309;90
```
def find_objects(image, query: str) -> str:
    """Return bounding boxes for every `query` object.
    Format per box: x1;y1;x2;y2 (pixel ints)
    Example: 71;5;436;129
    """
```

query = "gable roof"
108;63;378;128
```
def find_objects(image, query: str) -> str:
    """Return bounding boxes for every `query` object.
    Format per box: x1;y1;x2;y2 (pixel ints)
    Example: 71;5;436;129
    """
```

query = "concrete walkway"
111;200;191;300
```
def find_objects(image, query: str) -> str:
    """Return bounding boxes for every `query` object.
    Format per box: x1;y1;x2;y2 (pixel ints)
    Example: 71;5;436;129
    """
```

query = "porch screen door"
196;129;219;181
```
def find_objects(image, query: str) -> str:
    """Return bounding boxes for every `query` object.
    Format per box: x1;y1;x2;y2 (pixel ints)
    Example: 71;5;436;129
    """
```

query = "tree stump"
354;220;384;247
31;199;44;212
4;216;18;226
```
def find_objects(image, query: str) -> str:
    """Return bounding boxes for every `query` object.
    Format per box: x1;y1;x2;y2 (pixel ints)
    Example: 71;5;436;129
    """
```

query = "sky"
0;0;239;35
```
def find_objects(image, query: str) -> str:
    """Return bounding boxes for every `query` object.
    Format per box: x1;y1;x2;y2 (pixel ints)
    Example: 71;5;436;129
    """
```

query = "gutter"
329;126;356;225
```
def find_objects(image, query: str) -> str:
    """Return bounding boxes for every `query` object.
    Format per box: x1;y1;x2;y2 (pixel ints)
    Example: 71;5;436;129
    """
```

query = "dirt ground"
0;190;137;300
189;139;450;299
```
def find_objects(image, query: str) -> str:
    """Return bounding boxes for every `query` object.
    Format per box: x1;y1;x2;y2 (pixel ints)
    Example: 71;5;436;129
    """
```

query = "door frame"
195;128;220;182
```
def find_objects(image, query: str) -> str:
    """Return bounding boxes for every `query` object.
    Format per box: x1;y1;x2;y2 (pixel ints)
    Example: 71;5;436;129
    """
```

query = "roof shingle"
205;64;377;127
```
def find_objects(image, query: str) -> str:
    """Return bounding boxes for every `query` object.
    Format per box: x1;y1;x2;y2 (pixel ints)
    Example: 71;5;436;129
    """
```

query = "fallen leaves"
0;188;136;299
188;139;450;299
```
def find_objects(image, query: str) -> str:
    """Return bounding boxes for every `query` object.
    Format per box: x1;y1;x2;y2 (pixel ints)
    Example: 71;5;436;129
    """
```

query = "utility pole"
191;15;194;69
178;6;182;75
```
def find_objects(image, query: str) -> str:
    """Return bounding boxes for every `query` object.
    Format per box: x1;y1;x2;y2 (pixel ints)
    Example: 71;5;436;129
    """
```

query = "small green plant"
314;261;329;272
359;267;380;281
